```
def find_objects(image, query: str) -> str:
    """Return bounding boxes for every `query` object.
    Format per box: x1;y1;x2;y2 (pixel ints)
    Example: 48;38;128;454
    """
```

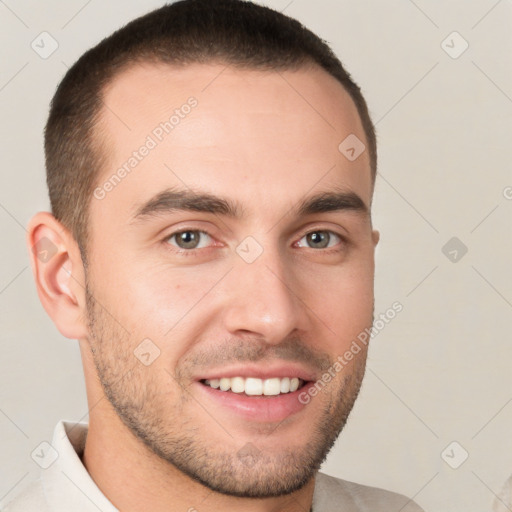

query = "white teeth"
202;376;305;396
245;377;263;395
263;378;281;396
209;378;220;389
219;378;231;391
231;376;245;393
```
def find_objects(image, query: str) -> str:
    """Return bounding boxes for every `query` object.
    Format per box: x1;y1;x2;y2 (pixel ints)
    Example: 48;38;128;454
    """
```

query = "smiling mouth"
199;376;309;397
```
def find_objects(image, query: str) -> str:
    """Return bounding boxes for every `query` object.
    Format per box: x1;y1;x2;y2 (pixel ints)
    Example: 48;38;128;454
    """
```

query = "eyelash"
163;228;347;256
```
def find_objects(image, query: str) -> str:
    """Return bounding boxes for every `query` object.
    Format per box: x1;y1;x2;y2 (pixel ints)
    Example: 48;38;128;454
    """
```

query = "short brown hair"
45;0;376;265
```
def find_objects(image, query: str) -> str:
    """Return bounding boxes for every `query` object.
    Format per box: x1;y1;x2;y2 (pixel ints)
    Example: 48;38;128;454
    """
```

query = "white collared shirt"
493;475;512;512
2;420;424;512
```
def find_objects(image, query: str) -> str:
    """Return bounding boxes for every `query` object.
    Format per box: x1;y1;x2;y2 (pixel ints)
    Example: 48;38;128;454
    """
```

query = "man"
5;0;424;510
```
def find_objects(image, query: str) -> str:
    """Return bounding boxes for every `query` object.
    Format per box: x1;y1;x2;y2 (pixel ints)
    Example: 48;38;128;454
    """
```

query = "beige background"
1;1;511;511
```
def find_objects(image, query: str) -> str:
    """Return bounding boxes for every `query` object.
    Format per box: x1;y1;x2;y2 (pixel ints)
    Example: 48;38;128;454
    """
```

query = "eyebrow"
130;186;368;223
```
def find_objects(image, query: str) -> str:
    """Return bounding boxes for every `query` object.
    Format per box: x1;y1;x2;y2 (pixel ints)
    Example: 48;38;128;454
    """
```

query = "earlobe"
27;212;88;340
372;229;380;247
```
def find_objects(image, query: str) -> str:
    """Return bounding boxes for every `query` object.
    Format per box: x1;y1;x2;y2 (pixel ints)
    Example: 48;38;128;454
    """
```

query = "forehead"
93;61;372;225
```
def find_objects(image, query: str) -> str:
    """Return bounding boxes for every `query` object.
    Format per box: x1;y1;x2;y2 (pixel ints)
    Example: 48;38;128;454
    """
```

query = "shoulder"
313;471;425;512
1;478;50;512
493;474;512;512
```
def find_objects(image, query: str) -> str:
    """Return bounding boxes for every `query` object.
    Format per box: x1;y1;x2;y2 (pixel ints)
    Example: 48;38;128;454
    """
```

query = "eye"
296;230;343;250
163;228;345;255
165;230;213;251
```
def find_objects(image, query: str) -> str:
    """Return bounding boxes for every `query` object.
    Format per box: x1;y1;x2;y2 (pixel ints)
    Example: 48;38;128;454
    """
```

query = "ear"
372;229;380;247
27;212;88;340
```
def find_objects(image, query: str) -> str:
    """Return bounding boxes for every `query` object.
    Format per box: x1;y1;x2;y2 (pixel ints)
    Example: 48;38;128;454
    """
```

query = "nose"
220;240;304;345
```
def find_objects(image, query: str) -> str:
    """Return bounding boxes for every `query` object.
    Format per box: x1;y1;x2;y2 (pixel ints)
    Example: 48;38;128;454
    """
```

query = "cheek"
109;264;224;336
313;285;373;333
303;260;375;344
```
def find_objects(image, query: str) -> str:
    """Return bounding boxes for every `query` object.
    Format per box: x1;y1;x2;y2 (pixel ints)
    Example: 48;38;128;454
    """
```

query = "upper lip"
194;363;317;382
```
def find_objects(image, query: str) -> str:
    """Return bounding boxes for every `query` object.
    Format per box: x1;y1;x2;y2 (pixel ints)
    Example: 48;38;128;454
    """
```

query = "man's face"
84;62;377;497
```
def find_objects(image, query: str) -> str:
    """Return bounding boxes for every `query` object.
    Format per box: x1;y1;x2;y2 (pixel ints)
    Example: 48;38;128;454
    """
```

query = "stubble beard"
84;280;368;498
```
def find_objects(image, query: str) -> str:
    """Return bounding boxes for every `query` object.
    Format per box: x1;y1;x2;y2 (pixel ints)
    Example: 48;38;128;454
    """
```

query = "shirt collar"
41;420;118;512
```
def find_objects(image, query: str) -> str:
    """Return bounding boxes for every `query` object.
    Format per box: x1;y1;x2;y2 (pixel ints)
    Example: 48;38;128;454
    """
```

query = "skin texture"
28;62;379;512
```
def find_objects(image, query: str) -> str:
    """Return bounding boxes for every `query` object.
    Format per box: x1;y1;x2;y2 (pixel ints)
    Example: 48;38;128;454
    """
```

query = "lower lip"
195;381;314;423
